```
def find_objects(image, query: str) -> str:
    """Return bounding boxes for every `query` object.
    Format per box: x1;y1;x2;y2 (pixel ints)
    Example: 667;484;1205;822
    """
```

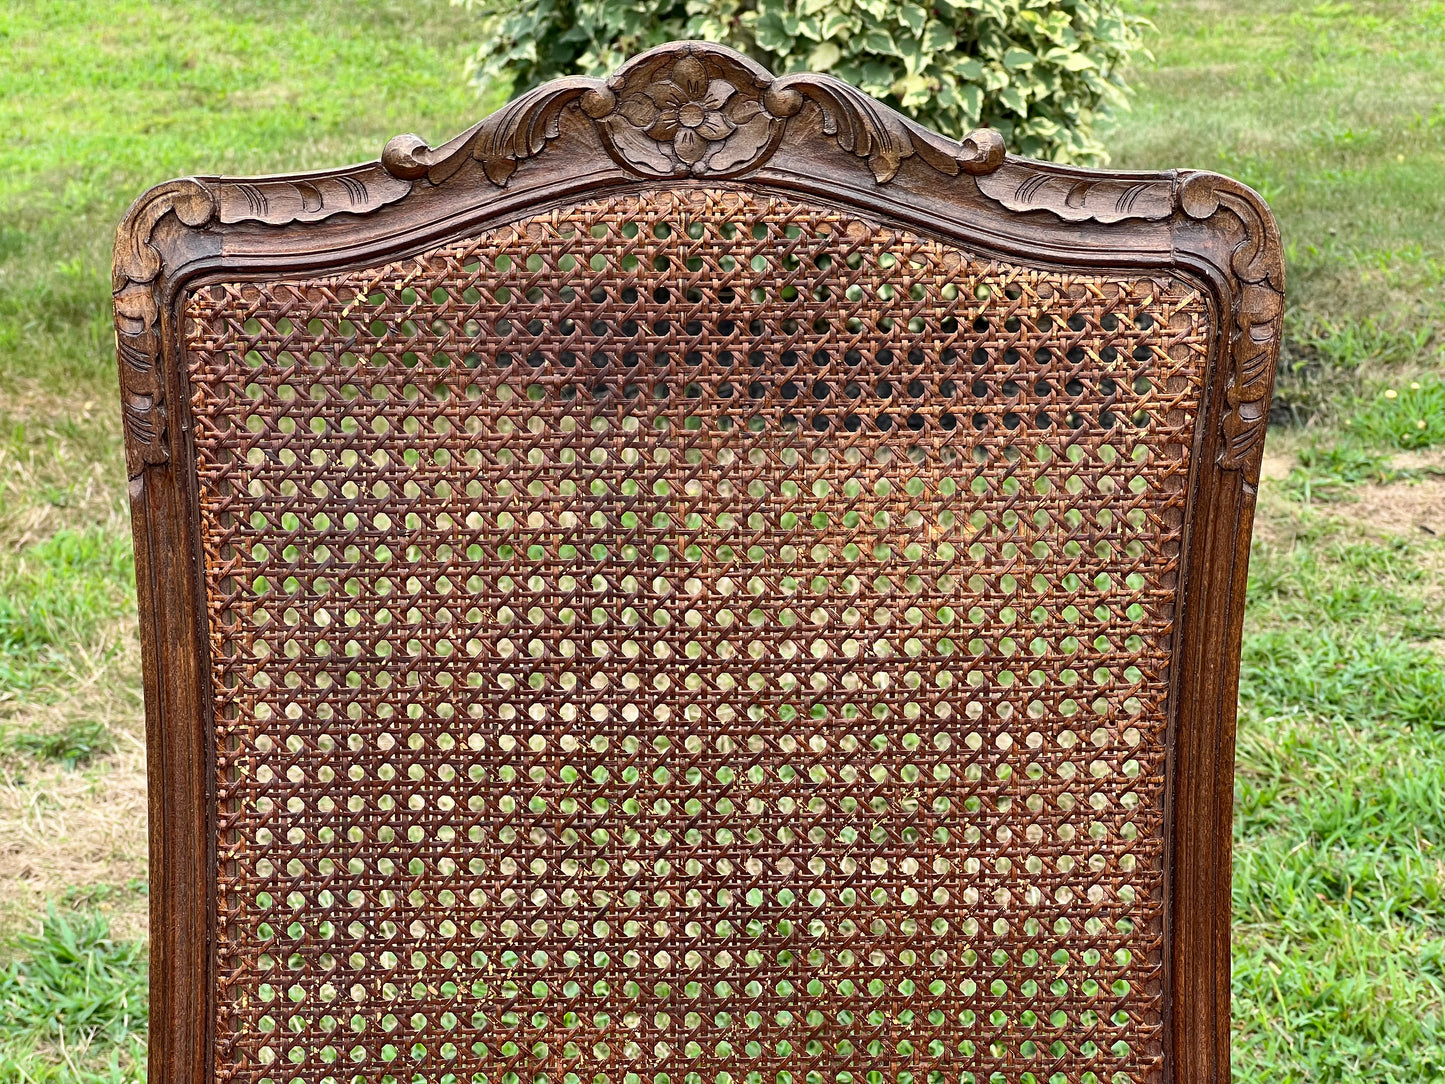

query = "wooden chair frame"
115;41;1281;1084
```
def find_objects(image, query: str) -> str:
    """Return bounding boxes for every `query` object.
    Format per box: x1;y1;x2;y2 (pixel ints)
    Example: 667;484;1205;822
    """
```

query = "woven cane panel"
185;187;1209;1084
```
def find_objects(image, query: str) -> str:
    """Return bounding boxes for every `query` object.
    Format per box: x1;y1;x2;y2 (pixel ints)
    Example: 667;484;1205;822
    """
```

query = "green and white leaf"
459;0;1150;165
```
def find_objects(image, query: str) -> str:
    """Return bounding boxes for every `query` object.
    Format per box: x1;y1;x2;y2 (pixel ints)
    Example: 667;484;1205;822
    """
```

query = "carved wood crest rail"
115;39;1281;1084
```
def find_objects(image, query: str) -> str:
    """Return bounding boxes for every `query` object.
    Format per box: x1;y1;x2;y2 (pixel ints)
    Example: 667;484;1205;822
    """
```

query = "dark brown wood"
114;40;1282;1084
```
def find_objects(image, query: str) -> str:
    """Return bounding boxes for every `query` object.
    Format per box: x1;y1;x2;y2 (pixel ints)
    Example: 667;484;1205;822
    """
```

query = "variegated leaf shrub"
455;0;1149;164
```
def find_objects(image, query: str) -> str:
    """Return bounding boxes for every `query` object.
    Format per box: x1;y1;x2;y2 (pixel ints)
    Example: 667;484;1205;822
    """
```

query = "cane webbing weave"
185;187;1209;1084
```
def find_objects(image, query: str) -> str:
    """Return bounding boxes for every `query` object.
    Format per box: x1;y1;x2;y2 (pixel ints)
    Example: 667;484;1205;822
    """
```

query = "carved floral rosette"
595;48;788;178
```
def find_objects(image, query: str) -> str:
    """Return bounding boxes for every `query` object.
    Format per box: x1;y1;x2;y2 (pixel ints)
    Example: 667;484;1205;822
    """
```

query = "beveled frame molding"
115;39;1281;1084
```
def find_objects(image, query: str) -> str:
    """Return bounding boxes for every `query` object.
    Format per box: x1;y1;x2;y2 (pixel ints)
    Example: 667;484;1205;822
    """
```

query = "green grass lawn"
1119;0;1445;425
0;0;1442;1081
0;1;499;1078
1119;6;1445;1079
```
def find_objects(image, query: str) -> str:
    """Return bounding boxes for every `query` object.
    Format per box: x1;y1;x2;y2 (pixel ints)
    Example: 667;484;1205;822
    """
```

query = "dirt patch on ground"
1389;447;1445;473
1353;465;1445;540
1249;440;1303;551
1258;450;1294;483
0;381;144;941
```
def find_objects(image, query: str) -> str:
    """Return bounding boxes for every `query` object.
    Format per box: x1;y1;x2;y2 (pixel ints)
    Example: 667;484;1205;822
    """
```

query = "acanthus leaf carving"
975;160;1176;223
119;43;1284;493
1178;171;1285;480
384;77;612;187
771;72;1004;183
114;180;216;306
113;179;218;476
214;164;411;226
379;41;1005;188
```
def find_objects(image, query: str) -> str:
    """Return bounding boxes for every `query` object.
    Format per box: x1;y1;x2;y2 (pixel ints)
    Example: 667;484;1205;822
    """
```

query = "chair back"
115;41;1282;1084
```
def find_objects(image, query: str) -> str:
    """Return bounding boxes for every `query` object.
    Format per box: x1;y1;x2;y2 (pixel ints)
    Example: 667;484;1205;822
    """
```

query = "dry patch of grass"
0;628;147;944
1351;470;1445;540
0;380;127;550
0;380;147;940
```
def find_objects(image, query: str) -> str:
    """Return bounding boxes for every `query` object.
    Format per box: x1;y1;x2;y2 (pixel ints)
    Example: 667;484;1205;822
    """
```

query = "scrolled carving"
772;71;1004;183
1179;171;1285;478
385;76;611;187
971;157;1284;480
380;41;1005;187
215;164;411;225
113;178;218;475
975;159;1175;223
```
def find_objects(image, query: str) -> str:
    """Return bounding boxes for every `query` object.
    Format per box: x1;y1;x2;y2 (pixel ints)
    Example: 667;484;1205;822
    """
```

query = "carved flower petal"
602;115;676;175
647;79;687;109
672;56;709;101
618;94;658;127
695;111;735;141
728;98;764;124
647;110;681;141
701;78;736;111
707;114;775;173
674;127;707;165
